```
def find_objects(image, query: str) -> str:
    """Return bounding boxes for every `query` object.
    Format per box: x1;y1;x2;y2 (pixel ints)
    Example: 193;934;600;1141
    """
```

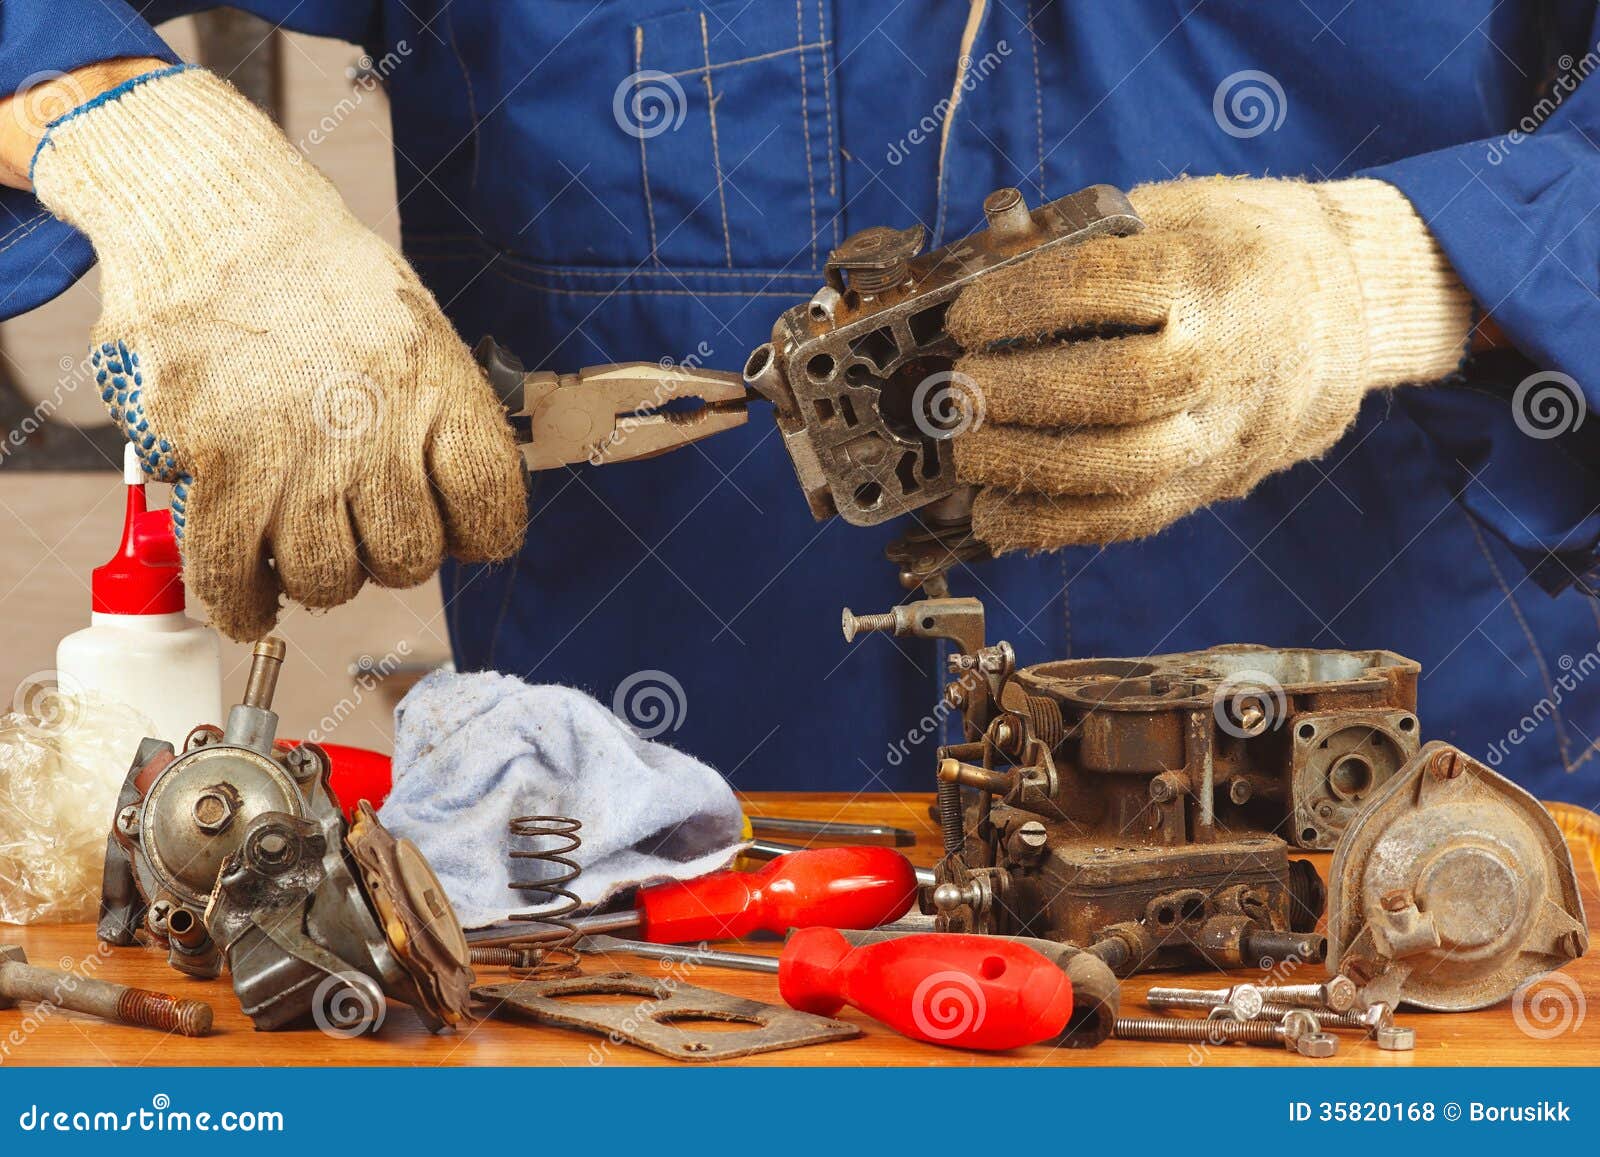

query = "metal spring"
1021;694;1064;750
470;815;584;978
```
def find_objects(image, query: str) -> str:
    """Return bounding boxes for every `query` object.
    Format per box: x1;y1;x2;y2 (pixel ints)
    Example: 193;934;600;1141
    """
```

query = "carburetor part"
478;971;859;1062
1327;741;1588;1012
99;638;474;1033
746;184;1142;530
847;598;1426;973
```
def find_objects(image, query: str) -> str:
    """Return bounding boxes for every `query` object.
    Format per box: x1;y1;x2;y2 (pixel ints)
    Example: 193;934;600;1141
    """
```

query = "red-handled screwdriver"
780;928;1074;1051
467;845;919;948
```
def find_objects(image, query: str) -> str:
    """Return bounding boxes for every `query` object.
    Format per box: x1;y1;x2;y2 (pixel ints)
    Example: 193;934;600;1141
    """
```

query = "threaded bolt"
1255;1001;1392;1033
841;608;898;642
115;989;213;1037
1257;976;1359;1012
1147;984;1265;1020
1114;1013;1330;1055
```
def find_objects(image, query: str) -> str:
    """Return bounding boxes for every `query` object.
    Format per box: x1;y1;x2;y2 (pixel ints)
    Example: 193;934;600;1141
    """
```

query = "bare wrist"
0;57;170;190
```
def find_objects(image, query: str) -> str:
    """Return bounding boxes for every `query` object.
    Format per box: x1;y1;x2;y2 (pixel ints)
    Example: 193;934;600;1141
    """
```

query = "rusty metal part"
346;802;475;1025
475;337;749;471
1253;1001;1392;1033
747;184;1142;530
1327;741;1588;1012
1114;1008;1334;1056
833;927;1120;1048
476;971;859;1062
493;815;585;978
0;945;212;1036
99;639;474;1032
848;600;1421;974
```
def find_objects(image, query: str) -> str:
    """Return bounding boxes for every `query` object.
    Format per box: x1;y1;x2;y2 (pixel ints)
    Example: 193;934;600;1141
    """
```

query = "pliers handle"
476;337;749;471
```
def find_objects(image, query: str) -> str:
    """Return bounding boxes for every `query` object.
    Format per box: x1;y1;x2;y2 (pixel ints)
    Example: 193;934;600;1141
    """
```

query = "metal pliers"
475;337;749;471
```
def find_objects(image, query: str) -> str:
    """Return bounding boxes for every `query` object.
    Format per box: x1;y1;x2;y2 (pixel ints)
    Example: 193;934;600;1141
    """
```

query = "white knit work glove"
31;67;527;640
948;176;1474;550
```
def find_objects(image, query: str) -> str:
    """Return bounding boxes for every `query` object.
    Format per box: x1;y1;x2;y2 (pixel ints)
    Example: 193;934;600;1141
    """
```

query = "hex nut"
1296;1031;1339;1058
1375;1025;1415;1051
1280;1009;1319;1046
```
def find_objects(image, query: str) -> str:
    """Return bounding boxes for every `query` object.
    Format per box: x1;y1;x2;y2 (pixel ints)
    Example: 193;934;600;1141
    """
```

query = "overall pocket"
627;0;842;271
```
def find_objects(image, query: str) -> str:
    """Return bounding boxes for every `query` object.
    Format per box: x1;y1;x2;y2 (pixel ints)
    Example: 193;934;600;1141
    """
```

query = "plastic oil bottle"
55;444;223;744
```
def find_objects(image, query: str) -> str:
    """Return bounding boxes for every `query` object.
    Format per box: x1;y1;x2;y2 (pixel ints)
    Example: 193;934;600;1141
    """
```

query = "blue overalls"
6;2;1600;801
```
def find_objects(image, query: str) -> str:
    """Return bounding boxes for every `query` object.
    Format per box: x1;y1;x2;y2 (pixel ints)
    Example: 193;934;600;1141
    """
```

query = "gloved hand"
948;176;1474;550
31;66;526;639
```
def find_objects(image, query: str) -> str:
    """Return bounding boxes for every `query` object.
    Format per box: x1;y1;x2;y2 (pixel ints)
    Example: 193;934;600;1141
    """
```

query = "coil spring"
470;815;583;978
1021;694;1064;751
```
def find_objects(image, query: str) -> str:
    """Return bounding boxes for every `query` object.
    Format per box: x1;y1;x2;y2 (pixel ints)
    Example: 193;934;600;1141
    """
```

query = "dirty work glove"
31;66;526;640
948;176;1473;550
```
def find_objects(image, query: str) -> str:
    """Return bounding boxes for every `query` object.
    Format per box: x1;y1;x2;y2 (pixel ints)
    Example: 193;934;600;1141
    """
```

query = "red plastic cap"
92;481;185;615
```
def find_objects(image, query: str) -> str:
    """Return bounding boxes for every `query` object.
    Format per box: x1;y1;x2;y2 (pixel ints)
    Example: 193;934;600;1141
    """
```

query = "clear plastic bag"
0;685;152;924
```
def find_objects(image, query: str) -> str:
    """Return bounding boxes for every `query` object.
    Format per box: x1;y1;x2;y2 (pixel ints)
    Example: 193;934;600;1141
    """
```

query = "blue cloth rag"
378;669;744;928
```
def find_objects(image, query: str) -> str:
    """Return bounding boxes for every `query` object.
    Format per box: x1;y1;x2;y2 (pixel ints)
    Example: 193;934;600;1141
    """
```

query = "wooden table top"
3;793;1595;1068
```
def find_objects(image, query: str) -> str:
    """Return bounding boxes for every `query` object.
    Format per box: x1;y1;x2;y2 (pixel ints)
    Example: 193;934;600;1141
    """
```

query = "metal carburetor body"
1328;741;1587;1010
99;640;473;1032
844;598;1422;974
746;184;1142;593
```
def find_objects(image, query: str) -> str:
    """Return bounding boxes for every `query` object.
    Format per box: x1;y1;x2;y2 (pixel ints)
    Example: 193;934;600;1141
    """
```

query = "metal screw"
1008;821;1048;861
115;805;140;838
1256;976;1360;1013
1256;1001;1393;1033
1114;1009;1335;1057
1147;983;1265;1020
1376;1025;1416;1051
841;607;897;642
0;945;212;1036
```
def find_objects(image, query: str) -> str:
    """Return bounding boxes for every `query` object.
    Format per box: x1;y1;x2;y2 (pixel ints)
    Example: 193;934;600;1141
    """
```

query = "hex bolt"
0;945;212;1036
1255;1001;1393;1033
1147;983;1265;1020
1375;1025;1416;1051
1255;976;1359;1013
1114;1009;1335;1057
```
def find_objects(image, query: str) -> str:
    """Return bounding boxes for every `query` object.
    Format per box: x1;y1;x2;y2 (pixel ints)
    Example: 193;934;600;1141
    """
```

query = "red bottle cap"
92;450;184;616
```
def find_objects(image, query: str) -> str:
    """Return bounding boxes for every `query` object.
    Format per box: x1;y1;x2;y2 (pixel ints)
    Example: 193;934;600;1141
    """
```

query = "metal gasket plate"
476;971;860;1062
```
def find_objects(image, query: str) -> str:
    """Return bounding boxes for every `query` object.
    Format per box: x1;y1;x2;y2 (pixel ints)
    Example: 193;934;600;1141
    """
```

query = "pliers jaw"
475;337;750;470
